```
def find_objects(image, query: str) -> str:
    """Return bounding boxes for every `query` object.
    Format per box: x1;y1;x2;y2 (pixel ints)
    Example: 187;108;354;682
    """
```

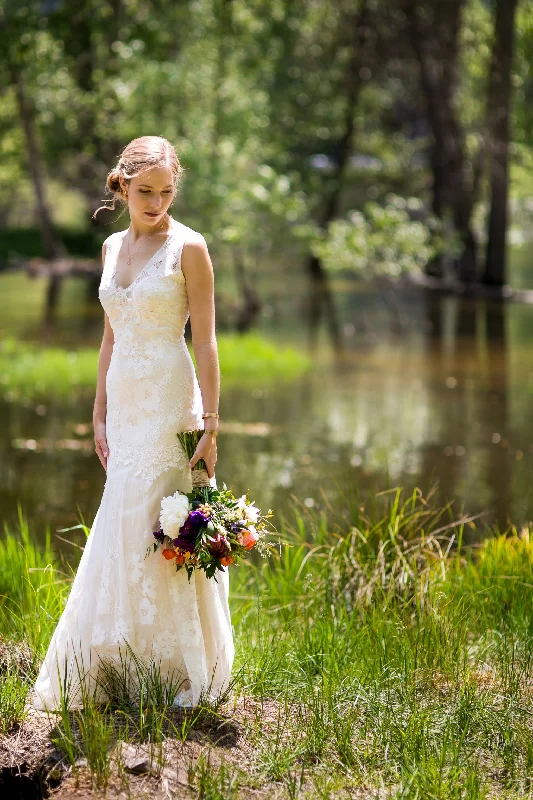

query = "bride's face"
123;166;175;227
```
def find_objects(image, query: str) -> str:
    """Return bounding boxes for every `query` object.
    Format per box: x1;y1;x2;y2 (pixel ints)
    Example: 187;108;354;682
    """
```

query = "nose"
150;196;163;209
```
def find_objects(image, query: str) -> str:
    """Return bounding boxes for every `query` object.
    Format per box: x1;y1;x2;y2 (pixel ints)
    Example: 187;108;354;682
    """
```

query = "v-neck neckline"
112;220;175;292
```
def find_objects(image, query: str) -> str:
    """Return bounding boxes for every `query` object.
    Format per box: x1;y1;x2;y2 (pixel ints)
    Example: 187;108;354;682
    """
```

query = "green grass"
0;333;312;402
191;752;242;798
0;504;75;656
0;666;30;734
214;331;312;382
1;487;533;796
0;337;100;402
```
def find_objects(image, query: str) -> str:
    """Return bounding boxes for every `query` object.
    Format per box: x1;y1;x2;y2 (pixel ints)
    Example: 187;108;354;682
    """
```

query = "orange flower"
162;548;176;560
242;530;259;551
220;554;234;566
175;552;185;566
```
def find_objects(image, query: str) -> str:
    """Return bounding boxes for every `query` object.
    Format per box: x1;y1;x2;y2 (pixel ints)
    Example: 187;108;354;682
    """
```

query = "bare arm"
182;235;220;430
182;235;219;476
93;241;114;470
93;315;114;420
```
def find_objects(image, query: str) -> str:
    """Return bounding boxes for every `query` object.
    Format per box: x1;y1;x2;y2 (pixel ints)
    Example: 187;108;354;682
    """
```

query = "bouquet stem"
177;429;212;502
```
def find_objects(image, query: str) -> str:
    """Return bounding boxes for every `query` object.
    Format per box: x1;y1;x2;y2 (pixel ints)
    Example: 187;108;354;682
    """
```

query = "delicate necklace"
126;221;166;266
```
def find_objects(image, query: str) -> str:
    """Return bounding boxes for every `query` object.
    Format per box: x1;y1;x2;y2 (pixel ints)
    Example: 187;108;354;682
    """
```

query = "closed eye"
139;190;173;194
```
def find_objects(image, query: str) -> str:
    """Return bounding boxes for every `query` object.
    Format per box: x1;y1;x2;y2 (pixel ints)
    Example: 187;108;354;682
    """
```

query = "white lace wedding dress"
31;217;234;710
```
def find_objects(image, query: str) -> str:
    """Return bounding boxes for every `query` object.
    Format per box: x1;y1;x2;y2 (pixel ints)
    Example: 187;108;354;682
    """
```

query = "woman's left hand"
189;433;217;478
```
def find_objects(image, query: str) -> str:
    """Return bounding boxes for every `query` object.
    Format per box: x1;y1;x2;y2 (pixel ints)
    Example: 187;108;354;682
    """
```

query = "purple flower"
153;528;165;541
177;518;196;538
172;533;196;553
189;510;210;529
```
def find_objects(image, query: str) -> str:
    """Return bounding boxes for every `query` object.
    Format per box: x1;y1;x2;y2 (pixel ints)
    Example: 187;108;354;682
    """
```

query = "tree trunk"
233;252;262;332
406;0;478;282
7;59;64;261
483;0;520;286
307;0;373;354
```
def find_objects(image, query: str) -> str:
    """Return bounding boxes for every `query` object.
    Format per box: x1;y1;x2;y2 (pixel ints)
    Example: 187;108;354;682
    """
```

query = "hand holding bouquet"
147;430;278;581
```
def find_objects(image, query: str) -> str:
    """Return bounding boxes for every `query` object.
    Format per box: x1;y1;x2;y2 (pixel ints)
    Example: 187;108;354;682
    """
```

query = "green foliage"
0;227;104;259
458;0;493;131
2;0;533;288
512;2;533;147
312;195;444;278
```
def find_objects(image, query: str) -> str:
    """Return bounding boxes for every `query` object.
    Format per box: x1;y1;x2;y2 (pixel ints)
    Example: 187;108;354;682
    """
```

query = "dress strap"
165;219;204;276
103;232;121;281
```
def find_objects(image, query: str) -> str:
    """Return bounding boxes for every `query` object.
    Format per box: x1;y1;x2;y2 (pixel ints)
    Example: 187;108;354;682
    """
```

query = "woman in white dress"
31;135;235;710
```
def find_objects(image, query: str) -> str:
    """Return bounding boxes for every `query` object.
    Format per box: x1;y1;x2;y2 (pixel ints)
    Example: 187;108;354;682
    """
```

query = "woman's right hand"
93;416;109;472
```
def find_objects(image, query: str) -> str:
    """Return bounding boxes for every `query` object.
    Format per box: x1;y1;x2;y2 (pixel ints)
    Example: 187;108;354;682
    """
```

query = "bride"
31;135;235;710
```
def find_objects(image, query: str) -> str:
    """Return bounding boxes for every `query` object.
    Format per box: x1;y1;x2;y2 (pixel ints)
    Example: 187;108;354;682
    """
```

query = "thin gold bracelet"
203;429;219;437
202;412;219;419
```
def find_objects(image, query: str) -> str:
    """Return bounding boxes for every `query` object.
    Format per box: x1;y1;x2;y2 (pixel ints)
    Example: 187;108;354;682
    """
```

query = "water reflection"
418;297;512;532
2;271;533;554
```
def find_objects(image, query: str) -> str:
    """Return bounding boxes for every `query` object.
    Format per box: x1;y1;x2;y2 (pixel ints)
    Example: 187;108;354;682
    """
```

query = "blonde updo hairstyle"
93;135;186;219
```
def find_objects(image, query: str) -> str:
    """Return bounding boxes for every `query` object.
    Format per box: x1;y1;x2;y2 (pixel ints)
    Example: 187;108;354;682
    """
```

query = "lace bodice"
98;217;205;490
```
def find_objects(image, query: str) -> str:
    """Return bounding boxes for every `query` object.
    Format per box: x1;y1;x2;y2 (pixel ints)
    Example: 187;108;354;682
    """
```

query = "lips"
145;212;161;217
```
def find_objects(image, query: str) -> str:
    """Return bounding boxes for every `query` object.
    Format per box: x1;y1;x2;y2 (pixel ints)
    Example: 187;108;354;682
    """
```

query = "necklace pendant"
127;256;131;266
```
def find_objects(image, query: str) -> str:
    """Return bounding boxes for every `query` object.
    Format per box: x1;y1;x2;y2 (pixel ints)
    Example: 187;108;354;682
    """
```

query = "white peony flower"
159;491;191;538
244;503;260;523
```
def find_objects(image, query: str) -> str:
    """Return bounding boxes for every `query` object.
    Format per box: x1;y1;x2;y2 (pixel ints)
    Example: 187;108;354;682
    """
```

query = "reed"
0;503;72;657
1;485;533;796
228;487;533;796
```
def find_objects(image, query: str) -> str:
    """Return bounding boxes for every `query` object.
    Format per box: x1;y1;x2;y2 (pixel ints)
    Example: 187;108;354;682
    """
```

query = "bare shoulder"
180;228;211;279
182;237;210;269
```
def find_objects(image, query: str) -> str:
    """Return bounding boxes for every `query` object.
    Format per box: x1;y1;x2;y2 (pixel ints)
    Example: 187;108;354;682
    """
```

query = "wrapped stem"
177;429;212;501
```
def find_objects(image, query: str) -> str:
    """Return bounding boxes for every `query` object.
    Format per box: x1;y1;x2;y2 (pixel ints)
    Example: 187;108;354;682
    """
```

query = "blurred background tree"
1;1;529;296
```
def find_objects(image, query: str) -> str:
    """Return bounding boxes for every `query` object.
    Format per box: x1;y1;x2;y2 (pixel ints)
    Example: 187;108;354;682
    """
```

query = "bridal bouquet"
147;429;277;581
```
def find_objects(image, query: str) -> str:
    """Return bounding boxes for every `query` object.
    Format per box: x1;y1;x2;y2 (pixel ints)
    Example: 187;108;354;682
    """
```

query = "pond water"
1;256;533;554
